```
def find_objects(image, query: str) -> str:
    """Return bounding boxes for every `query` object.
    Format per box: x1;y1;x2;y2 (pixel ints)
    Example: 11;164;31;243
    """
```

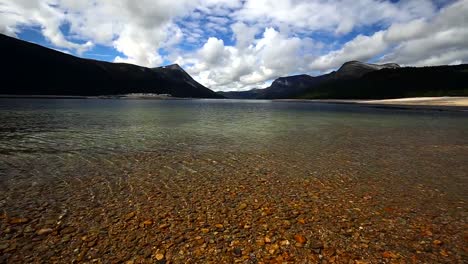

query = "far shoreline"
275;97;468;112
0;94;191;100
2;94;468;112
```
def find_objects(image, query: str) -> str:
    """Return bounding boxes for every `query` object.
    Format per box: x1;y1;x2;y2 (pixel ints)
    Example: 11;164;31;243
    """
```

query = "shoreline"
275;97;468;112
2;95;468;112
0;94;191;100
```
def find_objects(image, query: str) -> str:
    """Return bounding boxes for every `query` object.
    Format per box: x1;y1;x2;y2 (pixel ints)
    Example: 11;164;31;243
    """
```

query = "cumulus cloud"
309;31;388;71
0;0;94;54
0;0;467;90
235;0;437;35
309;0;468;71
178;26;321;91
382;0;468;66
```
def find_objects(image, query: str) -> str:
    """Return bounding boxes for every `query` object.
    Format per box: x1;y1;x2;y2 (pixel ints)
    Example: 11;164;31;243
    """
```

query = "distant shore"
0;94;188;100
2;95;468;111
277;97;468;112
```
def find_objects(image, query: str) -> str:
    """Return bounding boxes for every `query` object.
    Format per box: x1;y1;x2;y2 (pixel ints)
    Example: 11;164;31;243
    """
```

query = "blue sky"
1;0;466;91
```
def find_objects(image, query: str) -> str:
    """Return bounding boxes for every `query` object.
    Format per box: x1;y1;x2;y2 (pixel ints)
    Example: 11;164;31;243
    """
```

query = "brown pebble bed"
0;142;467;264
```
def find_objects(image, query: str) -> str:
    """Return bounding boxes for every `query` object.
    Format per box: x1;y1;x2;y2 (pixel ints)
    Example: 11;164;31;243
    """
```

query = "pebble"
61;226;76;234
36;228;54;236
382;251;398;259
256;239;265;246
9;218;29;224
294;234;307;244
61;235;71;243
155;253;165;260
124;212;136;221
159;223;170;229
23;226;34;233
143;220;153;226
0;243;9;250
174;236;186;244
310;240;324;249
440;249;449;257
233;247;242;257
238;203;248;210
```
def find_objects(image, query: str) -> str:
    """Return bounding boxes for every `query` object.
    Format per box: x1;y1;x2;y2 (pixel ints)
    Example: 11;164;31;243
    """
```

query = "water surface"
0;98;467;263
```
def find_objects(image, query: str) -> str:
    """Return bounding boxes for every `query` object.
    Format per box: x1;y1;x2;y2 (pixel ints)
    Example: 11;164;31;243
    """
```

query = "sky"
0;0;467;91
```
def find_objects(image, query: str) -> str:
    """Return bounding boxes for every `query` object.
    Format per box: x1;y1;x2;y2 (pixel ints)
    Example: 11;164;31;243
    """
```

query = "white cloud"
309;31;388;71
235;0;437;35
382;0;468;66
181;27;319;91
0;0;94;54
309;0;468;71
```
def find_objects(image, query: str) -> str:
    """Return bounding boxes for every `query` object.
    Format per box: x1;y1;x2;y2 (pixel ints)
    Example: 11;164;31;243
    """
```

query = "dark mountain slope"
222;61;468;99
259;74;331;99
0;34;222;98
220;74;334;99
218;88;265;99
297;64;468;99
335;61;400;79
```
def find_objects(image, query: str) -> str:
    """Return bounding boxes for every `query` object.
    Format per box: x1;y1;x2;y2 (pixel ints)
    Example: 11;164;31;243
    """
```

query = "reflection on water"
0;98;467;262
1;99;467;181
1;98;467;200
1;99;466;153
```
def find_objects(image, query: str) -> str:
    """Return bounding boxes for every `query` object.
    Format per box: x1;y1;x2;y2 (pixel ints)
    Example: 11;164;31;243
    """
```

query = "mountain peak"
337;61;400;79
163;64;184;71
0;33;222;98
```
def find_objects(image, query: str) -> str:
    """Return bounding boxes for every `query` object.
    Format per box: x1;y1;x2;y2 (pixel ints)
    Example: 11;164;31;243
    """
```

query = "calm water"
1;98;467;193
0;99;468;193
1;98;467;262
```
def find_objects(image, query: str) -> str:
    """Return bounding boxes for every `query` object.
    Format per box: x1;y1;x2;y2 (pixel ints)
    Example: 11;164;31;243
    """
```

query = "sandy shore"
278;97;468;111
3;95;468;110
360;97;468;107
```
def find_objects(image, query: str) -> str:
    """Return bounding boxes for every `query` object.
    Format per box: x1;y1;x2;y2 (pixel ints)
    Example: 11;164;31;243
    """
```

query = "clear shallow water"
1;99;467;173
0;98;467;262
1;98;467;196
1;98;467;152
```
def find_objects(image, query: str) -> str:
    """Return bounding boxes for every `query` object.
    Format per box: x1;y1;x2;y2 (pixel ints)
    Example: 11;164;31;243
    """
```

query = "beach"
278;97;468;112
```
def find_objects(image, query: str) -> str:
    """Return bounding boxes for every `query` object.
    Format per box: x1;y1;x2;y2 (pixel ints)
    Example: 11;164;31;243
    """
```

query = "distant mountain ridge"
336;61;400;79
221;61;468;99
0;34;222;98
2;33;467;100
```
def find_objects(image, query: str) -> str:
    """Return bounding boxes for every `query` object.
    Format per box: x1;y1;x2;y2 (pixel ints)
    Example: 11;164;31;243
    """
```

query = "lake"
0;98;467;263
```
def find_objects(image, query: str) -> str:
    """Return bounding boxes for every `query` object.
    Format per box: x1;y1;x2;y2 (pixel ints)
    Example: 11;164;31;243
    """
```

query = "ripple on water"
0;99;467;262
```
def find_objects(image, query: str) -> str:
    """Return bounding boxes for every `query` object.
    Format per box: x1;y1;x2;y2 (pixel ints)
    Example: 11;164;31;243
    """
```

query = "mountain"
261;73;337;99
219;75;317;99
298;64;468;99
218;88;265;99
220;74;334;99
0;34;222;98
223;61;468;99
335;61;400;79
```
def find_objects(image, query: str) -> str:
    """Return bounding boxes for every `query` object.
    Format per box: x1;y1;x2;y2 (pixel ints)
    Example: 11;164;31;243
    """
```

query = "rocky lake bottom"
0;99;467;263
